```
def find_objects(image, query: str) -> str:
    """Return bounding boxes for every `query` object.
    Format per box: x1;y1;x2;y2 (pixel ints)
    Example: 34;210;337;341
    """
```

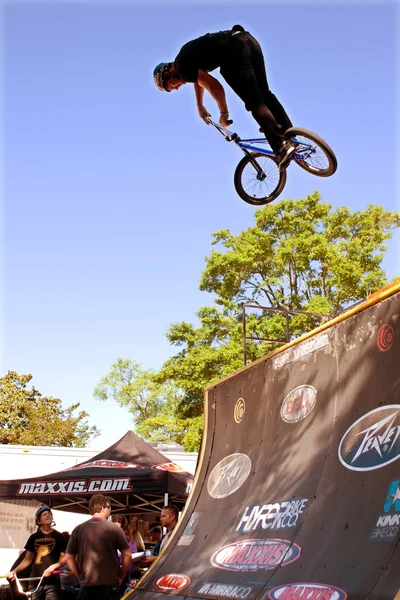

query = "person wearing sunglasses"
66;495;131;600
153;24;295;170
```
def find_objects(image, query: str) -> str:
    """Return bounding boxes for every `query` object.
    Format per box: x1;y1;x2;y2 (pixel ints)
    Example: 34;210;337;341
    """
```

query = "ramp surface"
127;284;400;600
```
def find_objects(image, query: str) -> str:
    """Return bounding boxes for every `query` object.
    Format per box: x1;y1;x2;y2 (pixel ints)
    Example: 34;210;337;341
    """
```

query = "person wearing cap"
153;25;295;171
6;505;67;600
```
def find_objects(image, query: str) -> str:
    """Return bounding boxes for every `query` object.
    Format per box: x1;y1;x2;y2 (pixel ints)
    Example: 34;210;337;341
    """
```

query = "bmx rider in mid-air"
154;24;295;170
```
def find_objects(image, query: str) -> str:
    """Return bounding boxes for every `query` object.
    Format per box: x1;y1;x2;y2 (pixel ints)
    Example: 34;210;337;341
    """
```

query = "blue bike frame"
208;119;312;163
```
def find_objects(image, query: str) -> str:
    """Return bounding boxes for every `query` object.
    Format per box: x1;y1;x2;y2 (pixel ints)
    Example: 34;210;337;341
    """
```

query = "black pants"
220;32;292;153
79;584;120;600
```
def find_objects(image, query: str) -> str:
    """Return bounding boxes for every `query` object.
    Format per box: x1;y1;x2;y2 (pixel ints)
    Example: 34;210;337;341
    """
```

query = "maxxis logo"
17;478;132;495
268;583;347;599
338;405;400;471
153;574;191;592
211;539;301;571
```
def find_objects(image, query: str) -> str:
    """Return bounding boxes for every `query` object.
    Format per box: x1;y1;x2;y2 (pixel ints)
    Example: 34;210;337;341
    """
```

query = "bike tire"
285;127;337;177
234;152;286;206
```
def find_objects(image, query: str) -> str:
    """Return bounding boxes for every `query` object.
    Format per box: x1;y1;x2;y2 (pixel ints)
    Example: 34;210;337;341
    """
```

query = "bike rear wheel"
285;127;337;177
234;152;286;205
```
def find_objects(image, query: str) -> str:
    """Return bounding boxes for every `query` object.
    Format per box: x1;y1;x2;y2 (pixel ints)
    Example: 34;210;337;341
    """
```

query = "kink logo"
370;478;400;542
211;539;301;571
208;454;252;499
236;498;308;532
153;574;191;592
338;405;400;471
268;583;347;599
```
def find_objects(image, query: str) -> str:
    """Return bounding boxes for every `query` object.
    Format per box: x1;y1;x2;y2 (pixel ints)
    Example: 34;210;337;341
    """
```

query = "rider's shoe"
275;141;295;171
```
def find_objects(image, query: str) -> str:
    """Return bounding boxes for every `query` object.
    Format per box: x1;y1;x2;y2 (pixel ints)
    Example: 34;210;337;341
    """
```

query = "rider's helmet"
153;63;172;92
35;505;52;524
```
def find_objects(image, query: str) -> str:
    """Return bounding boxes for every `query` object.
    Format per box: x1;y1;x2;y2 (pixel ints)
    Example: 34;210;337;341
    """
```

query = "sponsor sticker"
268;583;347;599
196;582;253;599
177;512;202;546
234;398;246;424
377;323;395;352
236;498;308;532
152;462;186;472
370;478;400;542
153;574;191;592
211;539;301;571
17;478;132;495
338;405;400;471
208;454;252;499
66;460;144;471
281;386;317;423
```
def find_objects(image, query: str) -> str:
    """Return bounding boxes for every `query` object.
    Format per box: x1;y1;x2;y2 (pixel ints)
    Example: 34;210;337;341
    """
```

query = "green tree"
97;193;400;450
93;359;201;449
0;371;99;446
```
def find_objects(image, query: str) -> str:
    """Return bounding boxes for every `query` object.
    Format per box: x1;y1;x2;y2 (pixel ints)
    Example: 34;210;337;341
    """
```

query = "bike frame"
207;119;313;163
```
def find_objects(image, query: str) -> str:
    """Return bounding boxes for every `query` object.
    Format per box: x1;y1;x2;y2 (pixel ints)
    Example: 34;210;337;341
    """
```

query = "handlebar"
205;118;238;142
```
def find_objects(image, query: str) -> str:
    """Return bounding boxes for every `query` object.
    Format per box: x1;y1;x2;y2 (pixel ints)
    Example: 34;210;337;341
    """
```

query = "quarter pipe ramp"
127;283;400;600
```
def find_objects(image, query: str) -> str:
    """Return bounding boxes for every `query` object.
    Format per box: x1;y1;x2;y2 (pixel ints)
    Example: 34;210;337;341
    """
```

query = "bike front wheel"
285;127;337;177
234;152;286;206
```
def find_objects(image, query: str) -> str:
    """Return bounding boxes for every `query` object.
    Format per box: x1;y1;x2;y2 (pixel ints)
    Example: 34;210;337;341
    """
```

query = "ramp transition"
127;283;400;600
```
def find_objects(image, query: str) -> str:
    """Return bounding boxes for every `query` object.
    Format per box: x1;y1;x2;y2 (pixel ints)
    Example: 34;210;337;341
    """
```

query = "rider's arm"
194;82;205;106
197;70;228;114
6;551;34;579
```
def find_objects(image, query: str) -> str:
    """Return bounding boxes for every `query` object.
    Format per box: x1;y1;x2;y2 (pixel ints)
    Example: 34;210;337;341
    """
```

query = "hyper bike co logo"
236;498;308;532
211;539;301;571
268;583;347;599
338;405;400;471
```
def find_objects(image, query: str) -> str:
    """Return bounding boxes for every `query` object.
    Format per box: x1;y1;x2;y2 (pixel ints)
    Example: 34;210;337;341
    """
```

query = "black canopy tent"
0;431;193;514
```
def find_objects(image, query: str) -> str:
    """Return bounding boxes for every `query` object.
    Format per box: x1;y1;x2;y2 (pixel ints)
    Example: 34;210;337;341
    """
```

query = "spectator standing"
139;505;179;568
111;516;145;595
66;495;131;600
6;505;67;600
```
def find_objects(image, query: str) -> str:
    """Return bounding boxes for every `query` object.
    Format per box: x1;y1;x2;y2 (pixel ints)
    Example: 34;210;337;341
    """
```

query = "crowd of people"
5;495;179;600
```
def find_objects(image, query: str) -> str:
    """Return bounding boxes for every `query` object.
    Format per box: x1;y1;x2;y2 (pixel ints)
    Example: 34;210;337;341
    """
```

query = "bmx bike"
207;119;337;206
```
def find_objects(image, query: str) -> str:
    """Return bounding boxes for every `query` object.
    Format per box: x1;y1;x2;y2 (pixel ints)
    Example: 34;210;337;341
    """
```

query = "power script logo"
338;405;400;471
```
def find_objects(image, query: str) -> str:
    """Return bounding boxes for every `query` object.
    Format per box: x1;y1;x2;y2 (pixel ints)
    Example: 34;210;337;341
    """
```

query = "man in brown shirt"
66;494;131;600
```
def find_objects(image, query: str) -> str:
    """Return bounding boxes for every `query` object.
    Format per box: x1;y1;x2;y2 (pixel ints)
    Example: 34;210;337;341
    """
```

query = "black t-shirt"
25;529;67;585
174;30;233;83
67;518;129;586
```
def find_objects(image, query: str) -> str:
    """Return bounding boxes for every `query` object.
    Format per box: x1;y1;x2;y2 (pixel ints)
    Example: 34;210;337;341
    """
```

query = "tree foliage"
96;193;400;451
0;371;99;446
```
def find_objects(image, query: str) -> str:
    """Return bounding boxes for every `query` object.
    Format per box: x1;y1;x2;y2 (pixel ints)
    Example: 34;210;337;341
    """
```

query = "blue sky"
2;2;399;452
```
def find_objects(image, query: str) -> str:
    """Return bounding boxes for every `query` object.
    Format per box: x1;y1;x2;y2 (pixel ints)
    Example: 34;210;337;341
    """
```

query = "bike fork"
240;148;267;180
